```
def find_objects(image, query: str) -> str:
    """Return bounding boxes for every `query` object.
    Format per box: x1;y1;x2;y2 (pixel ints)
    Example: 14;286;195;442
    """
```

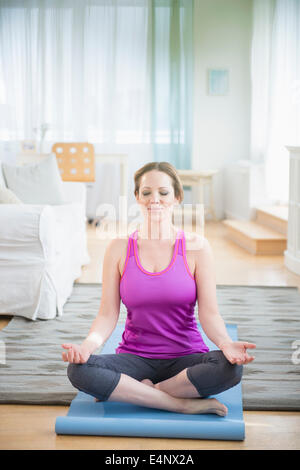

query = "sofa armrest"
0;204;57;319
0;204;49;243
0;202;89;320
0;203;59;271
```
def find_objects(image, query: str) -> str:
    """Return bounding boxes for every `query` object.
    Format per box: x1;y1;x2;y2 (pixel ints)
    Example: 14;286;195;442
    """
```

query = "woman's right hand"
61;343;91;364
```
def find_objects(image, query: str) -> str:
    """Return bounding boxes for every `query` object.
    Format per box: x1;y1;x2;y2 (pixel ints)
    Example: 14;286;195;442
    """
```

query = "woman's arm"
194;235;256;364
62;238;123;363
194;236;232;348
81;238;122;354
80;313;119;356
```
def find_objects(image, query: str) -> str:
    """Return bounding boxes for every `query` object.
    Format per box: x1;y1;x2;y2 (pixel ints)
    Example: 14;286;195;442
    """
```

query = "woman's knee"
67;362;84;388
202;350;243;394
67;361;104;395
219;351;243;386
186;350;243;397
67;360;122;401
229;362;243;386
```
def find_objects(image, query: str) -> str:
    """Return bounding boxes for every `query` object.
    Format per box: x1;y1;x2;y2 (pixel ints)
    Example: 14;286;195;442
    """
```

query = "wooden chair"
52;142;100;225
52;143;95;182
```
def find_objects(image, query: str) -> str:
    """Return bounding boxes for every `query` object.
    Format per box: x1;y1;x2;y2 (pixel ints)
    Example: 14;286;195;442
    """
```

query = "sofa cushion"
2;154;65;205
0;186;24;204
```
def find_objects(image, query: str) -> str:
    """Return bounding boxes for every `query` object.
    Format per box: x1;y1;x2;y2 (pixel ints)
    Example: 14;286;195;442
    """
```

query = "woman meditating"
62;162;256;417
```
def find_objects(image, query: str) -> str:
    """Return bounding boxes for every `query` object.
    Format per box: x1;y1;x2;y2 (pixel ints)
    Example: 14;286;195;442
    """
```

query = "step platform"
222;218;287;255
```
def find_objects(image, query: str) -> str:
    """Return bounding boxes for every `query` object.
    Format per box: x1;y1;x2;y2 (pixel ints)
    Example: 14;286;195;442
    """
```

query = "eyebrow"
141;186;169;190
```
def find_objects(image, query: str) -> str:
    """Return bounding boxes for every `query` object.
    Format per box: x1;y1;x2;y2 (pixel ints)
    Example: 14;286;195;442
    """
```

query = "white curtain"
0;0;151;144
250;0;300;204
0;0;194;216
0;0;152;216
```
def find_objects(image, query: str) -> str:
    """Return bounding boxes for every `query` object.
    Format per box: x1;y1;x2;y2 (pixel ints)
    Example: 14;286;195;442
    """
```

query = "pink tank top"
116;229;209;358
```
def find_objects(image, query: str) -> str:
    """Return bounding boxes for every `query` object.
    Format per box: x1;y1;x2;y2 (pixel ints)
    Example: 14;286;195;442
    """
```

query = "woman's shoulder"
104;235;131;259
108;234;131;248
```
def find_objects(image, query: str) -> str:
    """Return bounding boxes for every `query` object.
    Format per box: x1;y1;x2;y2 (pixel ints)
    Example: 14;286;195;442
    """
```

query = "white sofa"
0;182;90;321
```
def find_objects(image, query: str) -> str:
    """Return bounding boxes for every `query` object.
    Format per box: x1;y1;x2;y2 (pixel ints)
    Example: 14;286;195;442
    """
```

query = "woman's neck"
138;222;178;240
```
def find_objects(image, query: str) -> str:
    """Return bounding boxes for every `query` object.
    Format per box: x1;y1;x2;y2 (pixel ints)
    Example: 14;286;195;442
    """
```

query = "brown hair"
134;161;184;203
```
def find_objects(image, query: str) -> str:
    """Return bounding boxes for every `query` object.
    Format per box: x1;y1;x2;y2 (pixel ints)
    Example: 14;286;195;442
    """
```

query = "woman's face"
136;170;179;222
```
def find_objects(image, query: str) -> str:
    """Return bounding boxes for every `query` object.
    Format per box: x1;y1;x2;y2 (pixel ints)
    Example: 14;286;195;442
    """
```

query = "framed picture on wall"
207;69;229;96
20;140;37;154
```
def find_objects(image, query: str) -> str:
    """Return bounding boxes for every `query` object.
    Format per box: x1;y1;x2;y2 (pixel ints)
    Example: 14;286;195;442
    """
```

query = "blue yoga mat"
55;323;245;440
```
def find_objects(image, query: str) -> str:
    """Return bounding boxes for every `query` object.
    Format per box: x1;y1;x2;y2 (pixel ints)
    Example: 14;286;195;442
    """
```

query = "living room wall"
192;0;253;219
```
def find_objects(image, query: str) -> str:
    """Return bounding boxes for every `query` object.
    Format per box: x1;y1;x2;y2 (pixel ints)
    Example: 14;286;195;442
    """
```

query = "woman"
62;162;256;417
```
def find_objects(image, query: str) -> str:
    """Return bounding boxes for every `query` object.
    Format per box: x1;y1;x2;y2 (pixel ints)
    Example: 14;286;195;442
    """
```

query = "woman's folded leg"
186;350;243;397
153;350;243;398
67;353;158;402
67;352;229;415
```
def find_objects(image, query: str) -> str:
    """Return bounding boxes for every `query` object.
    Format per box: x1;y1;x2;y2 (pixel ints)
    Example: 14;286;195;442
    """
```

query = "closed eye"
142;192;169;196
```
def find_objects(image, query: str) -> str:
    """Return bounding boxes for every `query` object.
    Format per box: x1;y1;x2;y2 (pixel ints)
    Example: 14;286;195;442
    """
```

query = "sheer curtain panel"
250;0;300;203
0;0;194;172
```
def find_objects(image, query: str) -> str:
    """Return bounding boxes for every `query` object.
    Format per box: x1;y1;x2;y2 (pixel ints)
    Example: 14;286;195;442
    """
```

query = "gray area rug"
0;283;299;411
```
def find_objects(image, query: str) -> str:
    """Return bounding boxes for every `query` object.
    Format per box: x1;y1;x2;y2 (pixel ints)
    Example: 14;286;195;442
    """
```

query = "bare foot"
181;397;228;417
95;380;227;417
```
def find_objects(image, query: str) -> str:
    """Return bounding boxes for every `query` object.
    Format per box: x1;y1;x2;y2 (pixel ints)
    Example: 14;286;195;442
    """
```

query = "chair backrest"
52;143;95;182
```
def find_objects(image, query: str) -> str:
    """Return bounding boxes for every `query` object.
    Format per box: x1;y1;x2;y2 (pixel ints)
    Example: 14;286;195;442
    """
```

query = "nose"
150;193;160;203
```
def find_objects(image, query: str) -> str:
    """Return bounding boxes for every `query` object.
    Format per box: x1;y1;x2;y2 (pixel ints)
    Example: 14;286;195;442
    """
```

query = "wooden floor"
1;220;300;450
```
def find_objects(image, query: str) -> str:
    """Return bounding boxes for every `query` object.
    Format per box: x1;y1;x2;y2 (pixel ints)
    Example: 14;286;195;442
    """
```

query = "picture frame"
207;68;229;96
20;140;37;154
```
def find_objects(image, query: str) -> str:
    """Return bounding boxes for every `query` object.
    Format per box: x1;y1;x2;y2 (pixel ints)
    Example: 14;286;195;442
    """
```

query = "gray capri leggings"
67;350;243;402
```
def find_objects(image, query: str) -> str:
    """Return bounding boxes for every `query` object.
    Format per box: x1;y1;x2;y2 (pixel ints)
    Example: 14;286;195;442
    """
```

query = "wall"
192;0;253;219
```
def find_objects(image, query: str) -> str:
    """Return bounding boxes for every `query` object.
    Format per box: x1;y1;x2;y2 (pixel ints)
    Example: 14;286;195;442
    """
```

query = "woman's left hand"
220;341;256;365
